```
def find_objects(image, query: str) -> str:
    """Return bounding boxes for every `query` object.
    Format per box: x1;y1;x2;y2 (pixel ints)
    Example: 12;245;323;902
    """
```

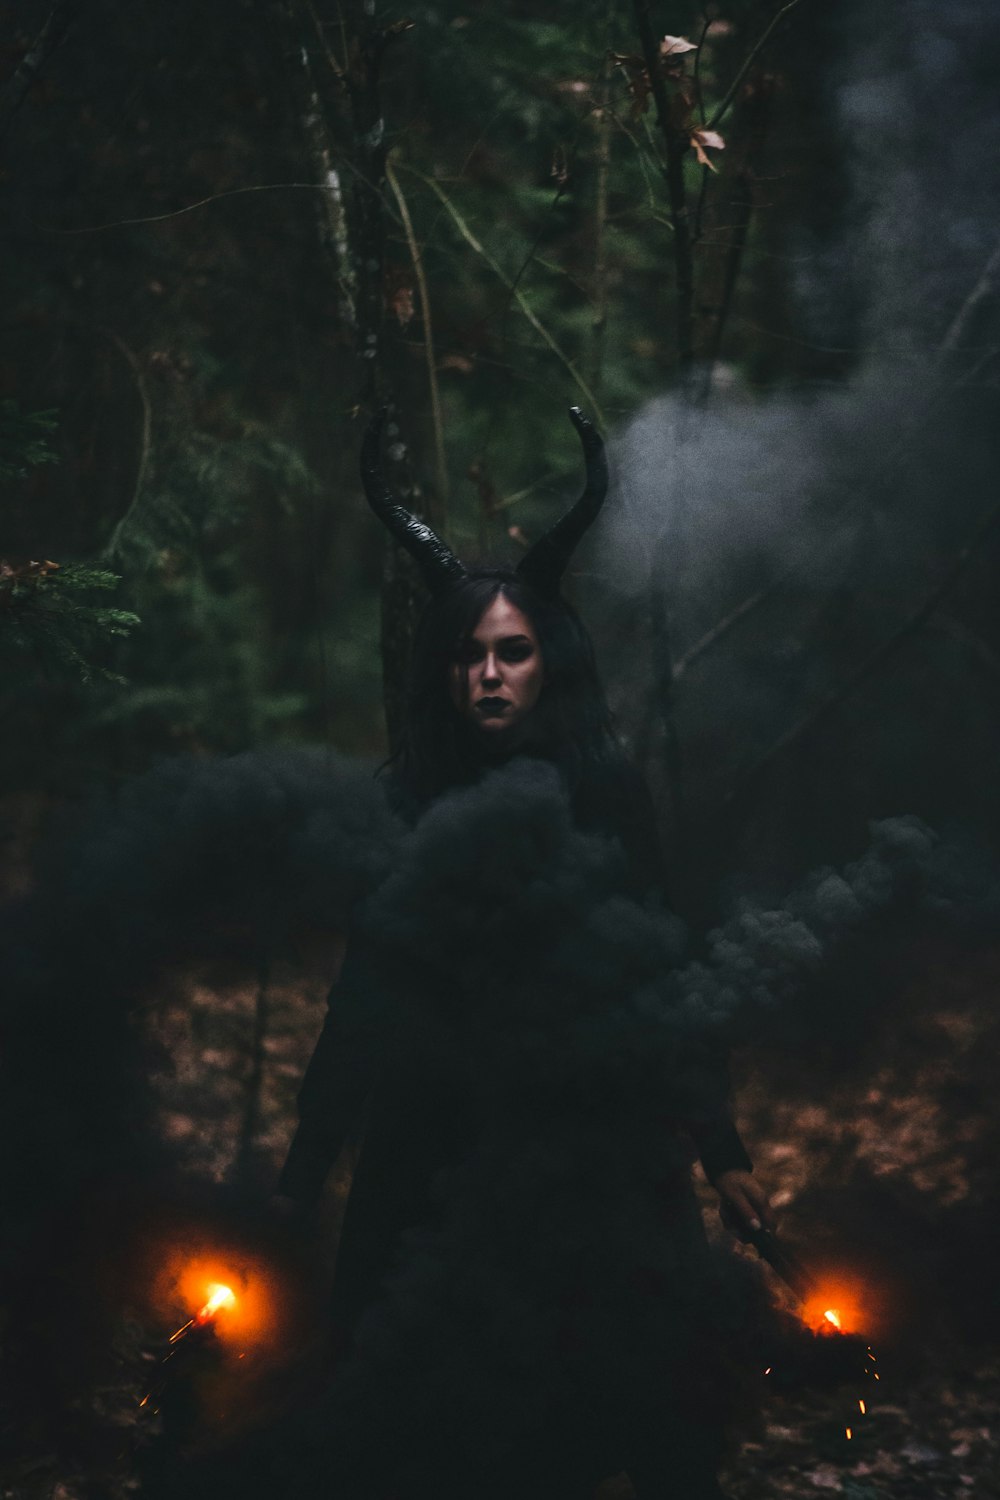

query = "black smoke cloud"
176;760;983;1495
0;748;397;1450
2;746;996;1486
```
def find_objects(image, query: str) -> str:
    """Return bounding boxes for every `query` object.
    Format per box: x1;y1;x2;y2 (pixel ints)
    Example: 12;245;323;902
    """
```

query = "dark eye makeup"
454;635;536;665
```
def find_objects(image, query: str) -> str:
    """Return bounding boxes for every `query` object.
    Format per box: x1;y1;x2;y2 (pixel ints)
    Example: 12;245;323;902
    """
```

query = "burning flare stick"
139;1281;238;1413
168;1281;236;1343
745;1227;816;1303
746;1227;878;1443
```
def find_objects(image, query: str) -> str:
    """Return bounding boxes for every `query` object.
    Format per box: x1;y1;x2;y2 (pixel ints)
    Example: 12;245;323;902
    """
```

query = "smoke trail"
591;0;1000;861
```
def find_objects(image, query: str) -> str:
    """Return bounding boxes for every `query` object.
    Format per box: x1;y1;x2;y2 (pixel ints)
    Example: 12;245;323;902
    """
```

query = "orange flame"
155;1245;279;1351
801;1276;866;1336
199;1282;237;1320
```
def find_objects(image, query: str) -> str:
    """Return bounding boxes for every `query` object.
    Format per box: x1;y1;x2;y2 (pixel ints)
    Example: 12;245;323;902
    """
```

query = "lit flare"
169;1280;238;1343
199;1282;236;1320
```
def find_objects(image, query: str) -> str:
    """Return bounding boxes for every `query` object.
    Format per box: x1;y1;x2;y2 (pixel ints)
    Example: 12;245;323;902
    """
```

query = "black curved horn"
360;409;467;594
516;407;609;597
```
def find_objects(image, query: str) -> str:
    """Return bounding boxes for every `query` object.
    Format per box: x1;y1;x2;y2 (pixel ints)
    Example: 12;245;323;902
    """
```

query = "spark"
845;1427;852;1440
859;1399;866;1414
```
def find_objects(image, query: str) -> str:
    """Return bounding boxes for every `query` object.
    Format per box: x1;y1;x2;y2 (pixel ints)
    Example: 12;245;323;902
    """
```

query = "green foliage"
1;402;141;686
0;400;59;482
0;0;834;786
0;562;140;684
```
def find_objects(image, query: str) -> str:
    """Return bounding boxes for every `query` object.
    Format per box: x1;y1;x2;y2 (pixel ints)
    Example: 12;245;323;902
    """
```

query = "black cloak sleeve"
581;758;754;1184
277;934;382;1204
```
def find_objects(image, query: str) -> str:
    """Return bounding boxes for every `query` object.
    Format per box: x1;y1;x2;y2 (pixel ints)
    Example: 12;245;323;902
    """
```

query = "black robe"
277;756;752;1492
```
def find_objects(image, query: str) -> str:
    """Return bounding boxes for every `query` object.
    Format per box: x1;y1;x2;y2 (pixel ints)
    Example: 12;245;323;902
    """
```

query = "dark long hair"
390;569;623;808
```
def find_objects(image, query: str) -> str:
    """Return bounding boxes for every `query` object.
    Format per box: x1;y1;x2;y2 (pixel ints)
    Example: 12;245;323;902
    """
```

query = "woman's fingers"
742;1176;777;1230
714;1169;776;1238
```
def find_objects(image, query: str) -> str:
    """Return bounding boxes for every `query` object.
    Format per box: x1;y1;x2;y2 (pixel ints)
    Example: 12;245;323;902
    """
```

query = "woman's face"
449;593;545;735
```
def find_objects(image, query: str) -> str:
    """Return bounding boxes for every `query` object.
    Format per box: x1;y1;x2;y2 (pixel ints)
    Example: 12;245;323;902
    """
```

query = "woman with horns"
274;409;773;1499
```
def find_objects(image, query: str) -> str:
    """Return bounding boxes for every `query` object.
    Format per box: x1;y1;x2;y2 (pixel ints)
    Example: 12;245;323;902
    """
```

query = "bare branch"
630;0;695;371
676;346;998;677
707;0;805;131
101;332;152;565
0;0;81;144
386;154;449;524
725;491;1000;807
409;167;606;426
45;181;360;235
939;239;1000;356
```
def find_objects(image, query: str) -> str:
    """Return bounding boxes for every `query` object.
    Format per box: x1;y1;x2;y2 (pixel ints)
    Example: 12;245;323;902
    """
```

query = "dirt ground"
7;938;1000;1500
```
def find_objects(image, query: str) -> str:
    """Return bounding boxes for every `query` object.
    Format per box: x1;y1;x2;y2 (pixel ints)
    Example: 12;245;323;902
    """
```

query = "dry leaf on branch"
388;284;415;328
690;126;726;169
660;35;698;58
610;52;652;118
438;353;474;375
0;557;61;606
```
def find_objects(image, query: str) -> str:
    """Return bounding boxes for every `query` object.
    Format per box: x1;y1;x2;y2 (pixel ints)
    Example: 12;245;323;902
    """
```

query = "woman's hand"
713;1169;775;1241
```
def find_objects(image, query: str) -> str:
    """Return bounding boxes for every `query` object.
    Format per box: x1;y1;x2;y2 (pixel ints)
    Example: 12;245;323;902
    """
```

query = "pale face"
448;594;545;736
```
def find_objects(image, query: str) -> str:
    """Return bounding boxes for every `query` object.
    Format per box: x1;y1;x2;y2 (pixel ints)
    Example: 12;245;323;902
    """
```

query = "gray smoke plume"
589;0;1000;862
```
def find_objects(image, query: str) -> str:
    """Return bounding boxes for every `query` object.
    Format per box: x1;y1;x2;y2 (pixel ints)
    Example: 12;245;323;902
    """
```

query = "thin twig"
677;346;997;677
939;239;1000;356
302;0;348;83
697;70;776;397
692;14;712;125
631;0;695;372
102;332;152;564
692;162;711;246
587;21;615;396
406;167;605;426
490;470;564;513
0;0;81;142
932;614;1000;685
707;0;805;130
673;587;770;680
386;154;449;521
43;181;364;234
725;491;1000;807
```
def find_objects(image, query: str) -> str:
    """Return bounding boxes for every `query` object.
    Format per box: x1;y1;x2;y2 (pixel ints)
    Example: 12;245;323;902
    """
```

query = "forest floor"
7;938;1000;1500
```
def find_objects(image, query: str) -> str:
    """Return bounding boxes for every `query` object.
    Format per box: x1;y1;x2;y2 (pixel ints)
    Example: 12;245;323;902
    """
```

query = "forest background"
6;0;1000;902
3;1;1000;1497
